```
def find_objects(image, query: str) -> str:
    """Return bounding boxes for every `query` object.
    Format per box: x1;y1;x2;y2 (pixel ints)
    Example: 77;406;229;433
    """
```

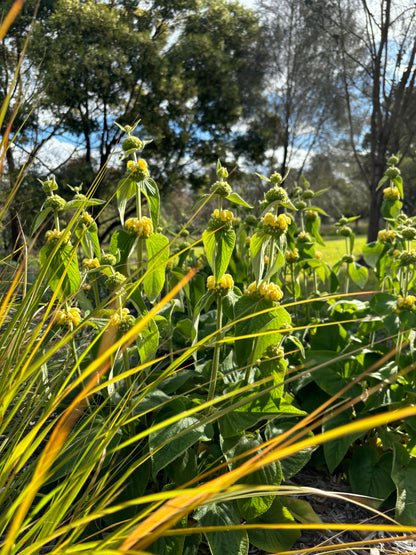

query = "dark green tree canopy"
25;0;268;191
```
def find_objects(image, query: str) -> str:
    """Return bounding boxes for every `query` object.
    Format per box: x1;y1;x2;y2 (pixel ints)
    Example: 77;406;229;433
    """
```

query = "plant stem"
266;236;275;278
207;295;223;404
136;189;143;283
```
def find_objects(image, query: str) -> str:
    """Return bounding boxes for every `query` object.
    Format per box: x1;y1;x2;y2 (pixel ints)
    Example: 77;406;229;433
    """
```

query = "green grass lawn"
321;235;368;266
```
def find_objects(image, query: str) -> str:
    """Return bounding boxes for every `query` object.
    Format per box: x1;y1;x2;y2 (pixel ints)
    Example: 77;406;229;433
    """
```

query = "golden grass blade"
1;267;197;554
0;0;25;41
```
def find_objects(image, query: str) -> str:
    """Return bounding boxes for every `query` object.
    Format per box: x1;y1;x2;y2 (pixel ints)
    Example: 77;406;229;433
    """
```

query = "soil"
289;467;416;555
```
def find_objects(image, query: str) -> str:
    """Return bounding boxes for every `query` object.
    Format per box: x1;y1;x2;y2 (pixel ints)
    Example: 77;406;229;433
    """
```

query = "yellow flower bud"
45;229;71;245
82;257;100;270
207;274;234;295
286;248;299;263
125;217;153;238
55;307;82;329
383;186;400;200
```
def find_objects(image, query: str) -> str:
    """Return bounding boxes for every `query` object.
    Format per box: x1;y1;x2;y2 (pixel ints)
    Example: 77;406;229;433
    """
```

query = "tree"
256;0;351;176
29;0;268;192
332;0;416;241
0;0;66;252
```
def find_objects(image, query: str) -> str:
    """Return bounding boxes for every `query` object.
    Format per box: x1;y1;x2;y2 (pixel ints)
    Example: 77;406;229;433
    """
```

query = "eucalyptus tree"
256;0;352;176
331;0;416;241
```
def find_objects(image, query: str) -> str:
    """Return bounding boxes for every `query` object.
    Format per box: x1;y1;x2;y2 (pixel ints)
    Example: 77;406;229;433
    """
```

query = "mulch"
290;467;416;555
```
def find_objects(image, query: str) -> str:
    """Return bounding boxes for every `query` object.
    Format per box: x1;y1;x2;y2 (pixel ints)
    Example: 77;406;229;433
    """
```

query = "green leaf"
75;226;101;259
362;241;385;268
322;410;363;472
234;296;291;367
264;246;285;281
148;518;186;555
370;292;397;316
226;192;252;209
348;262;368;289
202;228;235;281
248;498;300;553
305;213;325;246
255;172;271;183
191;193;211;212
109;230;136;271
149;416;213;477
221;435;281;519
139;177;160;228
144;232;169;302
30;206;53;236
249;232;268;283
280;496;321;523
392;175;403;197
195;503;249;555
87;227;101;258
214;229;235;281
116;175;136;225
381;198;402;219
218;401;305;438
138;318;159;363
306;205;329;216
377;175;389;190
202;230;216;272
312;187;330;198
63;198;104;209
304;352;362;398
266;421;315;479
348;446;395;506
39;242;81;299
392;443;416;525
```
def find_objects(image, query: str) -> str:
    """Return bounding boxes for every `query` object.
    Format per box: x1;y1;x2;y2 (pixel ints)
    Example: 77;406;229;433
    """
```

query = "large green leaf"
144;232;169;302
362;241;385;268
75;226;100;259
381;198;402;219
109;229;136;272
30;206;53;236
226;191;252;209
219;400;305;438
348;262;368;289
305;213;325;246
280;496;321;524
116;175;136;225
249;231;268;258
149;416;213;477
221;434;281;519
202;229;216;272
63;198;104;209
264;245;285;281
248;498;300;552
234;296;291;367
392;443;416;525
215;229;235;281
266;421;316;480
370;292;397;316
39;242;81;299
195;503;249;555
348;445;394;505
203;228;235;281
322;410;363;473
138;318;159;363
